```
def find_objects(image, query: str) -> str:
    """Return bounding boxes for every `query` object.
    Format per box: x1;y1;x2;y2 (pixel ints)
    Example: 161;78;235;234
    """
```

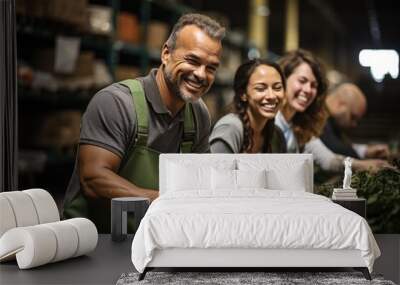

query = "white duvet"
131;190;380;273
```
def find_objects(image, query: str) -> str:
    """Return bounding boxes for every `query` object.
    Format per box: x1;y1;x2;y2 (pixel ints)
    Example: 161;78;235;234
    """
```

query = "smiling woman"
276;49;328;150
273;49;349;172
274;49;390;174
210;59;287;154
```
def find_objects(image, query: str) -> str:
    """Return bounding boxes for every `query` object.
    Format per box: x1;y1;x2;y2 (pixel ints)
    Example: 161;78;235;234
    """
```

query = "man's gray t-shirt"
63;69;211;206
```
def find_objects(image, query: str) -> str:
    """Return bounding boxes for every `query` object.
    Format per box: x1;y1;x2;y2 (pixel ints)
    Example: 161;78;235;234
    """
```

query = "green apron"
63;79;196;233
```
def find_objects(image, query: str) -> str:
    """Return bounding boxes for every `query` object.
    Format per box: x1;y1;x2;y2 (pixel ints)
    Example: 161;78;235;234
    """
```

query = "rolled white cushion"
0;191;39;227
64;218;98;257
42;221;79;262
0;189;59;239
0;196;17;237
0;226;57;269
0;218;98;269
23;189;60;224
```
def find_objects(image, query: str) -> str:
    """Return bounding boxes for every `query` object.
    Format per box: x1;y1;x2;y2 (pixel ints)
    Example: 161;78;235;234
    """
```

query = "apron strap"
120;79;196;152
181;102;195;153
119;79;148;146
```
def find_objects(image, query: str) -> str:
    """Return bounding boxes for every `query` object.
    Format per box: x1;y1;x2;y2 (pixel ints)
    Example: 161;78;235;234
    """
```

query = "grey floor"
374;235;400;284
0;235;134;285
0;235;398;285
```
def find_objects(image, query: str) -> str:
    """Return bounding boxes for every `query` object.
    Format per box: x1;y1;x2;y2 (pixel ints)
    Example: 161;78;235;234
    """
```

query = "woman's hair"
278;49;328;146
233;59;286;153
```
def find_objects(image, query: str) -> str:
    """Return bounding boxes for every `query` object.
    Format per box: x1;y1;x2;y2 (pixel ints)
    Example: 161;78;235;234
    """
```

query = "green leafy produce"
315;164;400;233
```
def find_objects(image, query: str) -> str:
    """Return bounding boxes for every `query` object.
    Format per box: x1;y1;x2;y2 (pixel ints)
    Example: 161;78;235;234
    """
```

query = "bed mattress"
131;190;380;273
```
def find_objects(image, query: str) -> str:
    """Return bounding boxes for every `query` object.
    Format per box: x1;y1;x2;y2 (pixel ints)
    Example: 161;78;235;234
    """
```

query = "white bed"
131;154;380;280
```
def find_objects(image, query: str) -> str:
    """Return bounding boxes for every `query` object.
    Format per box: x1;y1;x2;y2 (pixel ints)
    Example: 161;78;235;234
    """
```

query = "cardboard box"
73;52;95;77
117;12;140;44
48;0;88;28
19;0;88;28
16;0;27;16
36;111;82;149
146;21;169;50
26;0;49;18
34;49;94;77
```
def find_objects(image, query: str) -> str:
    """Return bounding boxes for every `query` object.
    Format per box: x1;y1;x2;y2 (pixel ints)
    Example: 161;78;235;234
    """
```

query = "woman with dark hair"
276;49;387;172
210;59;287;153
277;49;328;150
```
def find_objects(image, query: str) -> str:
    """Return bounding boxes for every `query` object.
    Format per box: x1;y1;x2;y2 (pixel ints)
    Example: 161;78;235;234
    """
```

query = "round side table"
111;197;150;242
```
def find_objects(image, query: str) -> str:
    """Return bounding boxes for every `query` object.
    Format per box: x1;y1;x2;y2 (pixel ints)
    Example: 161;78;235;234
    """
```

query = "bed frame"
138;154;372;281
139;248;370;280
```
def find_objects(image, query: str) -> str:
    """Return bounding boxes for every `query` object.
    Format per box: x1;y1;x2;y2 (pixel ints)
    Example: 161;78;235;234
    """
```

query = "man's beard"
163;68;204;103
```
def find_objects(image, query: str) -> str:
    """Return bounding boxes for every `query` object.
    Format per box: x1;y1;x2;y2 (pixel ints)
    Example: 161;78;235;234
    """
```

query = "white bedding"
131;190;380;273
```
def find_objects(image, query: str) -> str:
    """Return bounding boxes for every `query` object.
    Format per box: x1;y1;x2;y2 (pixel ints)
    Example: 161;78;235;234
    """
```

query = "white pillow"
167;162;211;191
237;158;309;192
211;168;268;191
266;167;306;191
236;169;267;189
211;168;236;190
